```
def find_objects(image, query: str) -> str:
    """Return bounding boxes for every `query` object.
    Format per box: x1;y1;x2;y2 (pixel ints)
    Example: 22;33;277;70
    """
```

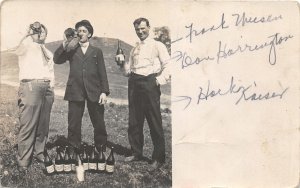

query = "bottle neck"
109;148;114;157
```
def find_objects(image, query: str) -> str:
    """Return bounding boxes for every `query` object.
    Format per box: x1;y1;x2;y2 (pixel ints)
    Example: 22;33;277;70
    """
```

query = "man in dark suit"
53;20;110;151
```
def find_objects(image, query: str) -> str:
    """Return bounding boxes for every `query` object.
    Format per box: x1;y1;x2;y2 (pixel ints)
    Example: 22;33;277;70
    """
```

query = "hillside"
45;37;133;77
0;37;171;104
45;37;135;94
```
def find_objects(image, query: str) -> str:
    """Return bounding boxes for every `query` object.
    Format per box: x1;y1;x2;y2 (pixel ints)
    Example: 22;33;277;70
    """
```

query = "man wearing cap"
53;20;110;151
10;22;54;171
117;17;171;170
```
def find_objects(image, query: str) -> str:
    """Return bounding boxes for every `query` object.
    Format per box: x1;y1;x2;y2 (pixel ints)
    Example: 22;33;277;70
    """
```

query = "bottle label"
83;163;89;171
89;163;97;170
55;164;64;172
98;163;106;171
106;164;114;173
46;164;55;174
71;164;76;171
116;54;125;61
64;164;72;172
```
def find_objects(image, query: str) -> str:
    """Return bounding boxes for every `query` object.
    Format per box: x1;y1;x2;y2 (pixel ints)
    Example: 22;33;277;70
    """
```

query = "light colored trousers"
17;80;54;167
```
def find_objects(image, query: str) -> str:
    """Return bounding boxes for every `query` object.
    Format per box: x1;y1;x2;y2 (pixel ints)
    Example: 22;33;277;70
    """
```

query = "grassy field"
0;84;171;187
0;37;172;187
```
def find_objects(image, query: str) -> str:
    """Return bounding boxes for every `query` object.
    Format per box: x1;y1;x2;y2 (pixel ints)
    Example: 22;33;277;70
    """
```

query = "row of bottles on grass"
44;144;115;175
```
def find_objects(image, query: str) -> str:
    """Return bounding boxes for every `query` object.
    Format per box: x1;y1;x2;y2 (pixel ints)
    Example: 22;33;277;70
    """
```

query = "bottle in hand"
89;144;98;173
63;146;72;173
105;146;115;174
64;28;77;42
64;28;79;52
55;146;64;173
115;40;125;66
97;145;106;173
82;144;89;171
43;149;55;175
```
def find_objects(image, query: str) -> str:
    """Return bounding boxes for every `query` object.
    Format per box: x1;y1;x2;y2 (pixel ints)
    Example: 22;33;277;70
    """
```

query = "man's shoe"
150;160;163;171
124;155;143;162
34;156;45;163
18;166;29;173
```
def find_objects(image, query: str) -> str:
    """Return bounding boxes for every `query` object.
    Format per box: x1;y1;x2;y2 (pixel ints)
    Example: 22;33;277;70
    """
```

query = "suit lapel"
82;45;95;62
74;46;85;60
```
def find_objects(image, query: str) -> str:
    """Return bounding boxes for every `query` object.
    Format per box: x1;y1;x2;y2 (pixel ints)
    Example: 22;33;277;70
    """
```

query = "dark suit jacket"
53;44;110;102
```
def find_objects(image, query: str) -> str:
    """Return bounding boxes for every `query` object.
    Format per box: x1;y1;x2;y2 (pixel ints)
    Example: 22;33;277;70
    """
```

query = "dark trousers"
67;100;107;149
17;80;54;167
128;73;165;163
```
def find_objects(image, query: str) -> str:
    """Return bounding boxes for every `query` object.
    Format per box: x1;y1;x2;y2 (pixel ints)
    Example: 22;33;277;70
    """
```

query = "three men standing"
13;18;169;172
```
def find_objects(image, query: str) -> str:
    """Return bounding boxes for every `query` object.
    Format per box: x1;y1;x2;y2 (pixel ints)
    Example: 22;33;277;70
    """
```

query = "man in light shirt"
117;17;171;170
53;20;110;152
12;22;54;172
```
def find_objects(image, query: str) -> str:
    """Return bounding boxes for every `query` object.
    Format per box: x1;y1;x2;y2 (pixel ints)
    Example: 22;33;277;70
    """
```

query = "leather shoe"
150;160;163;171
124;155;143;162
34;156;44;163
18;166;29;173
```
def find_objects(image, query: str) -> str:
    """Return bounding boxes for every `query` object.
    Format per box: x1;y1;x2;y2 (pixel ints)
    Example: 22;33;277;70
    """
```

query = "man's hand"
64;37;79;52
156;79;160;86
98;93;107;105
115;54;125;67
63;28;79;52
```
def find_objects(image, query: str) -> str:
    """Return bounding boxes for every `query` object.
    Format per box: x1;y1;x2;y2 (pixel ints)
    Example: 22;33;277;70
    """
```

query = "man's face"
134;21;150;41
77;26;91;43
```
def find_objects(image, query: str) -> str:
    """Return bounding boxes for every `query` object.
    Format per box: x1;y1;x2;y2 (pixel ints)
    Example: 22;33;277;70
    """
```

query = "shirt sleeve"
15;37;31;56
155;41;171;85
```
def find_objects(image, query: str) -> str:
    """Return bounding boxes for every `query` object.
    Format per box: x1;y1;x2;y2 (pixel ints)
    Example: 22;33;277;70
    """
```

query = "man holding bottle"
10;22;55;172
53;20;110;152
117;17;171;170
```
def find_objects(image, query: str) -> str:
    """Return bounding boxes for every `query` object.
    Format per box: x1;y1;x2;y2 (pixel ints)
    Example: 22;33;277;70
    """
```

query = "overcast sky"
0;0;171;50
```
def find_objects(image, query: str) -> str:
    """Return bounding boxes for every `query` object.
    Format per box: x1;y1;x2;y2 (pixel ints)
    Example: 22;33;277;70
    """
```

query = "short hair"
133;17;150;27
41;24;48;36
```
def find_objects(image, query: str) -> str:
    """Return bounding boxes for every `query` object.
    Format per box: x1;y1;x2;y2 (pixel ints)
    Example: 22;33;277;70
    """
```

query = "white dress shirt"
79;42;89;54
124;38;171;85
15;37;55;87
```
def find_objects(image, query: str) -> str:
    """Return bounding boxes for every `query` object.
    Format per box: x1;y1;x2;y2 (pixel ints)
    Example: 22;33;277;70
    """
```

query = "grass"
0;37;172;187
0;83;172;187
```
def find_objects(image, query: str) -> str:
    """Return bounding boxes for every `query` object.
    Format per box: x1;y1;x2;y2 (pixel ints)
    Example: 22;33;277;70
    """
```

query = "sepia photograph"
1;0;300;188
0;0;171;187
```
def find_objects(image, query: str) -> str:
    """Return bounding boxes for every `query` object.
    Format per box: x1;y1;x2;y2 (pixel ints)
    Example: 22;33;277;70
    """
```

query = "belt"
130;72;157;79
21;79;50;83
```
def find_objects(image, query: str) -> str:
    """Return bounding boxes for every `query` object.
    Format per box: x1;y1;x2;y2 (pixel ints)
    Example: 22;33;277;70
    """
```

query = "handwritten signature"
172;32;293;69
216;33;293;65
172;12;282;44
173;76;289;109
232;12;282;27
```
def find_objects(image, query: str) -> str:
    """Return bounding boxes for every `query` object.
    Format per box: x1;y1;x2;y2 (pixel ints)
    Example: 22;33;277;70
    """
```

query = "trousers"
17;80;54;167
128;73;165;163
67;100;107;150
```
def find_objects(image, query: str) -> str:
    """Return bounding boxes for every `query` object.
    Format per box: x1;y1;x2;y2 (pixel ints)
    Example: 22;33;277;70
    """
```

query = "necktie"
40;45;51;62
40;44;53;70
